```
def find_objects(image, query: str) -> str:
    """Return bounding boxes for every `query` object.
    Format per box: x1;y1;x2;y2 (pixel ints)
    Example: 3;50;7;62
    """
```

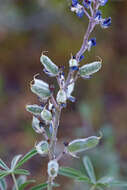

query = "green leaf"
11;155;22;170
0;159;9;170
0;178;7;190
97;176;127;188
108;180;127;187
30;183;48;190
97;176;114;185
67;136;100;157
13;169;30;176
58;167;86;179
0;171;9;180
76;176;91;183
19;180;35;190
12;175;27;190
15;149;37;169
30;183;59;190
83;156;96;184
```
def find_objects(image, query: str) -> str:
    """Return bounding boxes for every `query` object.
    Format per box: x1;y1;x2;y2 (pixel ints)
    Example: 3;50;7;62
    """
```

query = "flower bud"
67;136;100;157
26;104;43;116
41;108;52;122
56;89;67;104
30;77;51;99
69;58;79;71
79;61;102;77
32;116;44;134
48;160;59;179
35;141;49;155
40;54;59;76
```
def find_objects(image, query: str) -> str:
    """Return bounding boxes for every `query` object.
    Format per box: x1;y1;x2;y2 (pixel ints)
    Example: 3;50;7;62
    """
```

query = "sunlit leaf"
11;155;22;170
0;159;9;171
83;156;96;184
15;149;37;169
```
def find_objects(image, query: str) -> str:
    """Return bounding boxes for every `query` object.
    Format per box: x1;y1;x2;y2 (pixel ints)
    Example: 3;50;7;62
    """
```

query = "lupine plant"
0;0;127;190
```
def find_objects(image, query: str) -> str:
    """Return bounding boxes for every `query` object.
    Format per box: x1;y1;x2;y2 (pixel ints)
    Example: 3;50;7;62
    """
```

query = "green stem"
47;182;52;190
11;173;19;190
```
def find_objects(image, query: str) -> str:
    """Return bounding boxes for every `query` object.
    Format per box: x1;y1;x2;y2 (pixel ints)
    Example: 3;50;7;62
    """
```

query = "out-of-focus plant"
0;0;126;190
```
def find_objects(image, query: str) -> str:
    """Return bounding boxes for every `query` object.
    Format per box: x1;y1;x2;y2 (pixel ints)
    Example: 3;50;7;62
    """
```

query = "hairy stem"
12;173;18;190
50;108;61;159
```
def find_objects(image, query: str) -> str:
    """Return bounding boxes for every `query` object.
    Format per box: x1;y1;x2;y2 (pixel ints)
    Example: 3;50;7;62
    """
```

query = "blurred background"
0;0;127;189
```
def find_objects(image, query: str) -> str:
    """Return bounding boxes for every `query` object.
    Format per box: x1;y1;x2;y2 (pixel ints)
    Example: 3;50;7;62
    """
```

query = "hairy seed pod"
40;54;59;76
30;77;51;99
26;104;43;116
32;116;44;134
48;160;59;179
57;89;67;104
67;136;100;157
79;61;102;77
35;141;49;155
41;108;52;122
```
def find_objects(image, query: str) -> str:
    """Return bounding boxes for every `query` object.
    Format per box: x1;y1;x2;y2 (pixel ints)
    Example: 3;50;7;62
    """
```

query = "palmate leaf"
83;156;96;184
13;169;30;176
0;159;9;171
0;178;7;190
15;148;37;169
30;183;59;190
58;167;89;182
11;155;22;170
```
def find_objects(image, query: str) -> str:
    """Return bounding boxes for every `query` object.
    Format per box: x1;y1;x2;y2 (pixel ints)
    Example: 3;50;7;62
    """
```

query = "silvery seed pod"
35;140;49;155
30;77;51;99
69;58;78;68
32;116;44;134
48;160;59;179
79;61;102;77
26;104;43;116
48;100;54;111
41;108;52;122
56;89;67;104
67;136;100;157
40;54;59;76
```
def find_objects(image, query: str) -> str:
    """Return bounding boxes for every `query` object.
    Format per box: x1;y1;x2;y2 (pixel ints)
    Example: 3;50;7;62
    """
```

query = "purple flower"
71;3;84;18
79;55;85;62
99;0;108;6
88;38;96;51
101;17;111;28
95;10;102;23
70;66;79;71
83;0;91;8
72;0;78;6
